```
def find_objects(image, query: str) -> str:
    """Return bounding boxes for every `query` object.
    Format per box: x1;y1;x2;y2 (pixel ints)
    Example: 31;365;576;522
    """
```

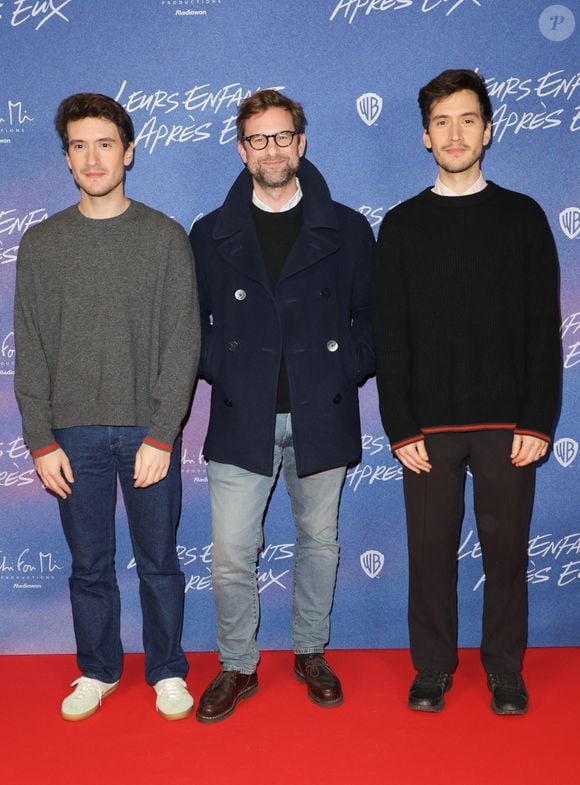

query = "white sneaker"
153;677;194;720
61;676;119;721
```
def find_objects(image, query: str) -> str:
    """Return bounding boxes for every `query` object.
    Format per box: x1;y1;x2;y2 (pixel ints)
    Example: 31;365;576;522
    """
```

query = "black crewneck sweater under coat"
252;200;303;413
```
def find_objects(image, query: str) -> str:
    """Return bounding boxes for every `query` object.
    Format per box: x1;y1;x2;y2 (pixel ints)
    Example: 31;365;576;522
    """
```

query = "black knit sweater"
373;182;561;450
252;200;303;413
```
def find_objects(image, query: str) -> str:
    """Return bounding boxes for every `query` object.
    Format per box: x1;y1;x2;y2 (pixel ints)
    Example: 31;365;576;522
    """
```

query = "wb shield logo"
554;438;578;468
357;93;383;126
360;550;384;579
559;207;580;239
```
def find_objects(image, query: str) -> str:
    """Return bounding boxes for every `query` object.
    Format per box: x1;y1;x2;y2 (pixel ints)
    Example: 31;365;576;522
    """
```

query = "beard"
248;156;300;189
434;147;482;175
74;170;125;199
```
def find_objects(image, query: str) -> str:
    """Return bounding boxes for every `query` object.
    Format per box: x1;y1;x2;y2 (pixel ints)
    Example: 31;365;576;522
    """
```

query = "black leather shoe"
195;669;258;723
408;670;452;712
294;654;343;707
487;672;528;715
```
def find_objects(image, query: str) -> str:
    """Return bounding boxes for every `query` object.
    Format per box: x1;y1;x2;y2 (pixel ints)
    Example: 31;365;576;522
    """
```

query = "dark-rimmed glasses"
242;130;299;151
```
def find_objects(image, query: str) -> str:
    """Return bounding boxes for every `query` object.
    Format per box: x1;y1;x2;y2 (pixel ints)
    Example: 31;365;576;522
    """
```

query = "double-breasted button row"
236;288;331;302
228;339;339;353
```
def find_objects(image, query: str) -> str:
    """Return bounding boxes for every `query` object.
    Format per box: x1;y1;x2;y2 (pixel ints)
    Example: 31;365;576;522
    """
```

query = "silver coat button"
234;289;246;301
326;340;338;352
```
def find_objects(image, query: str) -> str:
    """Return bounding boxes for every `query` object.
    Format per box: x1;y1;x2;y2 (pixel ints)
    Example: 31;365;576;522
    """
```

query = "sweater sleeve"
372;210;423;449
144;226;201;450
514;202;561;442
13;233;60;456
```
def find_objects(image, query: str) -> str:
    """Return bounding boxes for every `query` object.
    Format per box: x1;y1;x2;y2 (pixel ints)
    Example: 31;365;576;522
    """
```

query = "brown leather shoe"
294;654;343;707
195;669;258;724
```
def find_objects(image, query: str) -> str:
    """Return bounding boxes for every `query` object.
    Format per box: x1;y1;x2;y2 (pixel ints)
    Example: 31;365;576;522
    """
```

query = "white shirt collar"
432;173;487;197
252;178;303;213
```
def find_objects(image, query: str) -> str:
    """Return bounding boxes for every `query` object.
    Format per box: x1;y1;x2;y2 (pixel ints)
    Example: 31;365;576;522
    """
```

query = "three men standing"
14;94;200;720
14;78;561;724
190;89;375;722
373;70;560;715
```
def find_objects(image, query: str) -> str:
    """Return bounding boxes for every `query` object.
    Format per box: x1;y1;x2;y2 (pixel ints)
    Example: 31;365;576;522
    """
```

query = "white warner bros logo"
559;207;580;240
554;438;578;468
360;550;385;579
357;93;383;126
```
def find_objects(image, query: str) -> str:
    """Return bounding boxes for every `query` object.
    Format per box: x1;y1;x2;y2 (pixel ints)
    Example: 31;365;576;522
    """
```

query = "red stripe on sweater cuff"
391;435;424;451
143;437;173;452
514;429;551;443
31;443;59;458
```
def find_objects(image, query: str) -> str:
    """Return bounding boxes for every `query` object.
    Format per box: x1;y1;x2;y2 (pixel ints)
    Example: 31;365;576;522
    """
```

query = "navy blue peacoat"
189;157;375;476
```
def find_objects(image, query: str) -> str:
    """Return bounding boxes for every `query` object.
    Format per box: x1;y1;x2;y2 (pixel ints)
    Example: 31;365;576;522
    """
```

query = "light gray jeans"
207;413;346;673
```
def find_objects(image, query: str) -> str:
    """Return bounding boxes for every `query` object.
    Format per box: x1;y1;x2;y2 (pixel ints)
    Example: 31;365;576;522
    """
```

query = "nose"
263;137;280;155
449;119;462;141
86;143;99;167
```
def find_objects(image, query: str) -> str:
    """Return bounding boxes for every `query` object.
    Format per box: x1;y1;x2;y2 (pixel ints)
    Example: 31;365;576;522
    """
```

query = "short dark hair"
418;69;492;130
236;89;307;141
54;93;135;152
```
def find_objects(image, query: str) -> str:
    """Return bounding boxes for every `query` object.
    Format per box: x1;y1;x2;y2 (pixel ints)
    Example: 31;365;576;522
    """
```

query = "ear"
297;133;306;157
422;128;432;151
483;121;492;146
237;139;248;165
65;149;72;169
123;142;134;167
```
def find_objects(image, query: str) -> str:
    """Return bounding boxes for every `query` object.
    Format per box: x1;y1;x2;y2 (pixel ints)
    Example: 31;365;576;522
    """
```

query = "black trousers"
403;430;536;674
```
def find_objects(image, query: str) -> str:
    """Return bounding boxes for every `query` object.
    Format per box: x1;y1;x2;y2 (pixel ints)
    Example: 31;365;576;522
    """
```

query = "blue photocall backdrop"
1;0;578;655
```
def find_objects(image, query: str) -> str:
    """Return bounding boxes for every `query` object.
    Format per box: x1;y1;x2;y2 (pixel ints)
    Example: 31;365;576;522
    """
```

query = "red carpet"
3;648;577;784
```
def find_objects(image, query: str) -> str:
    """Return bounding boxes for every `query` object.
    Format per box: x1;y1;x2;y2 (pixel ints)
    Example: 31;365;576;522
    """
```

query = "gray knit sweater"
14;200;200;455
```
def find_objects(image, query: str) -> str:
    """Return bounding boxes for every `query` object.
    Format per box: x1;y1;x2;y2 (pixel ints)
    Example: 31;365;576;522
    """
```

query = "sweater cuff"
31;442;60;458
143;436;173;453
513;428;552;443
390;434;424;451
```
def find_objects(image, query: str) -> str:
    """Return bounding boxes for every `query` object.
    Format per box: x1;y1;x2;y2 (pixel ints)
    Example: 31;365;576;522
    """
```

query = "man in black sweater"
373;70;560;715
190;90;374;722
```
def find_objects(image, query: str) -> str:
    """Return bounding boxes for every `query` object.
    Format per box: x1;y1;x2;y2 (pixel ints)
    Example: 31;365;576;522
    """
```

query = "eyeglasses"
242;130;299;151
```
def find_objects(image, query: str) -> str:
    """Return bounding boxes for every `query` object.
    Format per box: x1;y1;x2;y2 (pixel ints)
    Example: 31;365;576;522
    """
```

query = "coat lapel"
216;225;271;289
212;168;271;289
279;228;339;281
211;158;340;286
279;158;340;280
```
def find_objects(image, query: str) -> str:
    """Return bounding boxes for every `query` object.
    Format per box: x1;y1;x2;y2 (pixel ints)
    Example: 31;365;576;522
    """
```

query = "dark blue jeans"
54;426;188;685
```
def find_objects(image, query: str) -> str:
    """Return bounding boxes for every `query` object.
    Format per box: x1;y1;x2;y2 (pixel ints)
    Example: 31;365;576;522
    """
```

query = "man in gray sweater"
14;94;200;721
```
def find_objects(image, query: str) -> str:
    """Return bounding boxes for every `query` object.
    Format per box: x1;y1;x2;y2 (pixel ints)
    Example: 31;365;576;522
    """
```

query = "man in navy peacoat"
190;89;374;723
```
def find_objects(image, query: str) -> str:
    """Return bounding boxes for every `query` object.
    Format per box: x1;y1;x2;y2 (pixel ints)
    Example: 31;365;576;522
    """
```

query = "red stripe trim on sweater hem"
143;437;173;452
391;435;424;450
513;429;551;443
31;443;60;458
420;423;517;434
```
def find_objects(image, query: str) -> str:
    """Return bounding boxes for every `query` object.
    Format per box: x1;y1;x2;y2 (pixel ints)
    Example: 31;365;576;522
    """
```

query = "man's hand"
34;448;74;499
134;443;171;488
511;433;548;467
395;439;432;474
